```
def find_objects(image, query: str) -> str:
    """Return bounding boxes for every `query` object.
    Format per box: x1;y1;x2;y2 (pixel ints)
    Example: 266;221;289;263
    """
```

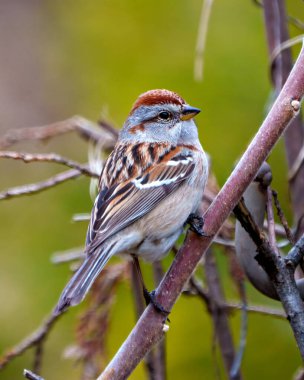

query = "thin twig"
204;250;242;380
0;116;115;150
98;119;119;139
0;151;99;177
0;168;86;201
225;303;285;319
0;312;63;370
271;34;304;64
188;276;210;306
72;213;91;222
23;369;45;380
272;189;295;244
288;144;304;181
186;278;286;319
263;219;293;238
230;282;247;379
285;234;304;269
252;0;304;31
186;279;286;319
51;248;85;265
266;186;279;254
194;0;214;81
33;342;43;375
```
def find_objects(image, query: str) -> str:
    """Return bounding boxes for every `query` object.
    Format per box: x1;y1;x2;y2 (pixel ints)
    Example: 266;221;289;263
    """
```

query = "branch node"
291;99;301;113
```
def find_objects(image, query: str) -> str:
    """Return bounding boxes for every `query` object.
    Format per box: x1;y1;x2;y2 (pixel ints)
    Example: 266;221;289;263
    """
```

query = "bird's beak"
180;105;201;121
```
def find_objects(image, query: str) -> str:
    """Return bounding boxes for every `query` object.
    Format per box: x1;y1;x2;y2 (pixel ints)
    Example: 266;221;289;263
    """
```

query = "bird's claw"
143;288;170;318
186;213;209;237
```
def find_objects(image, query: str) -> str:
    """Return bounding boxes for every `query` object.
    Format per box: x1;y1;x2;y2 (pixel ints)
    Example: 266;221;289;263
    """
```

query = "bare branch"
51;248;85;265
266;186;279;254
230;282;247;380
0;151;99;177
271;35;304;63
0;312;63;370
204;250;242;380
0;167;87;201
194;0;214;81
23;369;45;380
187;282;286;319
288;144;304;181
272;189;295;244
234;199;304;358
98;119;119;139
285;235;304;269
0;116;115;150
227;303;286;318
33;343;43;375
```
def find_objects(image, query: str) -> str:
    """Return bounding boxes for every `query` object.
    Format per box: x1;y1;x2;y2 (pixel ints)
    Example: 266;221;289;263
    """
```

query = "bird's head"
120;89;201;144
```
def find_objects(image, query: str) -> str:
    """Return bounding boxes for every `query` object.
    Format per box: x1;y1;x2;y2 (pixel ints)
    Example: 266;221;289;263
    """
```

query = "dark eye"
158;111;171;121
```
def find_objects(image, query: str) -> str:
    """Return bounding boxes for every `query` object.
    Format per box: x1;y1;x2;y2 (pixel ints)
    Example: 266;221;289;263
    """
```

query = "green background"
0;1;303;379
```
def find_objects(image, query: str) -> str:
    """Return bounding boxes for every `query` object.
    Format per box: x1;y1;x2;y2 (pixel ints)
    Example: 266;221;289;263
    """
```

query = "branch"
204;250;242;380
186;281;286;319
23;369;45;380
272;189;295;244
266;186;279;254
0;312;63;370
97;37;304;380
234;200;304;358
0;116;115;150
0;151;99;178
263;0;304;237
0;167;88;201
194;0;214;81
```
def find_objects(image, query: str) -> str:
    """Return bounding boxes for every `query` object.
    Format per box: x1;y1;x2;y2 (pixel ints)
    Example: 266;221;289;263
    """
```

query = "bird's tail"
54;244;114;315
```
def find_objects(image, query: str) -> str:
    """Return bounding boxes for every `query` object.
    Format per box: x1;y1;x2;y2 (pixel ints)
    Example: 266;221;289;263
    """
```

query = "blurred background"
0;0;303;379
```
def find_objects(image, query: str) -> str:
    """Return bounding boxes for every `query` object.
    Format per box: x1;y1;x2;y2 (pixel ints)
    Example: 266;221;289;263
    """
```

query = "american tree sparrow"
55;89;208;314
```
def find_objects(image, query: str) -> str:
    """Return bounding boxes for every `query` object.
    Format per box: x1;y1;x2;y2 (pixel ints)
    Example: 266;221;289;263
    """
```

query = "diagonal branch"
0;167;88;201
0;312;63;370
97;39;304;380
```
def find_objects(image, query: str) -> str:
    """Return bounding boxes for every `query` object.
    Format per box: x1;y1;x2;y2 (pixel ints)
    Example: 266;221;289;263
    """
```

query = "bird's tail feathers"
54;243;114;315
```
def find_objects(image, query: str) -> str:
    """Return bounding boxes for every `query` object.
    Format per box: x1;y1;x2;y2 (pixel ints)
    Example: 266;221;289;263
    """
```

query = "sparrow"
55;89;208;314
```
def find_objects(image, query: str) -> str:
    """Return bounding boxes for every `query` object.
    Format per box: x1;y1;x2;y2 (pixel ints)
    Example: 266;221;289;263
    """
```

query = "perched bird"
55;89;208;314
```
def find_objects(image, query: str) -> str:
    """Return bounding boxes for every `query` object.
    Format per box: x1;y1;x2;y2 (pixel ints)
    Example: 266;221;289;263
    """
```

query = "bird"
55;89;209;315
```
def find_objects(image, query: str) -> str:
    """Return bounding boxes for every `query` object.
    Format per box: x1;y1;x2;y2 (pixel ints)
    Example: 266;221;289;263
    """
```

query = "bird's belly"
133;183;202;261
140;183;202;236
135;228;182;261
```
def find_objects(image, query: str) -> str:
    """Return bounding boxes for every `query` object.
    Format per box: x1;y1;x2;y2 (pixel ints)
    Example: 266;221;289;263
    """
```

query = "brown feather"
130;89;185;113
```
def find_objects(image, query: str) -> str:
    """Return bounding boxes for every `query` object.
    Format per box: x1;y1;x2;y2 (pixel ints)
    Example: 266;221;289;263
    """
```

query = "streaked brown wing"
86;151;195;255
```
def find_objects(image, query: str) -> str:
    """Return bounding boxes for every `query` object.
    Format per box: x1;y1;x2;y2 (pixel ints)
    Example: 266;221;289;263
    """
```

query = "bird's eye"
158;111;171;121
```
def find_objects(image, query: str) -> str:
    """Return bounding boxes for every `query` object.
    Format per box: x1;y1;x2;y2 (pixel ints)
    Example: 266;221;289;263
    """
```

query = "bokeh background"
0;1;303;379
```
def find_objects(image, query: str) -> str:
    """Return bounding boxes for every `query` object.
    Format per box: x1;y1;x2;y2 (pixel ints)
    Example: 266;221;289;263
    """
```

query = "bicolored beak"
180;105;201;121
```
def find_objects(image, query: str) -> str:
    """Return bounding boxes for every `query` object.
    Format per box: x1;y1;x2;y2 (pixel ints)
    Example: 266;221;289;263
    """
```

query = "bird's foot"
143;288;170;318
186;213;209;237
